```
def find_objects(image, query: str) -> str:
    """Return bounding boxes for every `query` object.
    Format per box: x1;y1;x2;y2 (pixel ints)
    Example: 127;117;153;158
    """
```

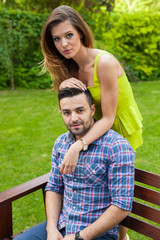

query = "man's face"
60;93;95;139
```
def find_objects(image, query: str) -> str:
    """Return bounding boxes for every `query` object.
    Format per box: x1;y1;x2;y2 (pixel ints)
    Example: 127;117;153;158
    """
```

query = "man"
15;88;135;240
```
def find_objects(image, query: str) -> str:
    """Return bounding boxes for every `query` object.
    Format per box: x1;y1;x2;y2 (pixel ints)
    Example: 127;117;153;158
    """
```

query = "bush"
102;11;160;81
0;9;52;89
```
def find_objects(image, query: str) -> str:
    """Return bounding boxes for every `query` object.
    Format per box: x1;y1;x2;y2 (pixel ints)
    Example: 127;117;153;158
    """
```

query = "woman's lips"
63;49;71;54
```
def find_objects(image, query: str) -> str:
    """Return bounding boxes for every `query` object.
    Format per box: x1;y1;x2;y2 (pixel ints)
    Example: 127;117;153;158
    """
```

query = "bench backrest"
120;168;160;240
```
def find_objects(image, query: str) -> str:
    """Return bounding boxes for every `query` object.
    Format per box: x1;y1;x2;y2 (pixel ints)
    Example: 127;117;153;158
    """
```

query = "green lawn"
0;81;160;239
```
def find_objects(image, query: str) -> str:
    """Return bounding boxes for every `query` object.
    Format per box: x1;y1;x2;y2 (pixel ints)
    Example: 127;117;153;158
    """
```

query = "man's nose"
71;112;78;122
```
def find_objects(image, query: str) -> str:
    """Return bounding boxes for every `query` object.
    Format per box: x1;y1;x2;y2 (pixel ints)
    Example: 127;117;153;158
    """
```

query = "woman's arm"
60;55;120;174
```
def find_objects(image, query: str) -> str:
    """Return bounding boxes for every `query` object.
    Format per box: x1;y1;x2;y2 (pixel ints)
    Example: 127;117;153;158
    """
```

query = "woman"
41;5;143;240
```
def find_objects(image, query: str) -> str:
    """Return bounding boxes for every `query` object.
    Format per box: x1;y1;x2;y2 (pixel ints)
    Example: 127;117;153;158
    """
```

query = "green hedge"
0;9;52;89
0;9;159;89
102;11;160;81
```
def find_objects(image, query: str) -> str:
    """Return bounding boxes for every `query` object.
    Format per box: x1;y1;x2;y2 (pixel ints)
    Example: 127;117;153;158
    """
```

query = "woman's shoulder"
94;49;124;77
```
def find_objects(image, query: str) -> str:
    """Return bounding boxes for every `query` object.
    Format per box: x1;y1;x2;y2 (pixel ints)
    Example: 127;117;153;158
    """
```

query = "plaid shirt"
45;129;135;237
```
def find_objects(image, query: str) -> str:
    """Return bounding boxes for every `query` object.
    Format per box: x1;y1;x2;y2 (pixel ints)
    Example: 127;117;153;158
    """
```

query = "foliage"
0;9;52;89
0;0;115;13
79;5;111;40
102;11;160;81
114;0;160;13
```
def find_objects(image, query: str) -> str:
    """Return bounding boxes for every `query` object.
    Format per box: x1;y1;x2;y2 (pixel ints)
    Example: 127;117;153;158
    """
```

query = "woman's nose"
62;38;68;47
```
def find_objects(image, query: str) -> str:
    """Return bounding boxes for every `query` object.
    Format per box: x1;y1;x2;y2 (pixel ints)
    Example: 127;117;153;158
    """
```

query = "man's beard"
66;116;93;137
68;122;86;136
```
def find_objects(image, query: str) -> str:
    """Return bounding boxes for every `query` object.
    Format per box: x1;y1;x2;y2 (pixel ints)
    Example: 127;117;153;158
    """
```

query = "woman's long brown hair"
41;5;94;91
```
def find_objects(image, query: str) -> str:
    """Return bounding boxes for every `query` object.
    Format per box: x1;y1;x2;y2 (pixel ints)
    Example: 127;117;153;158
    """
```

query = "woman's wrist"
72;139;84;151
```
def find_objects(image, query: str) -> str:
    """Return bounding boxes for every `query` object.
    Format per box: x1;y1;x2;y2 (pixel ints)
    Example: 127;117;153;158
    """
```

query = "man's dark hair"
58;88;93;107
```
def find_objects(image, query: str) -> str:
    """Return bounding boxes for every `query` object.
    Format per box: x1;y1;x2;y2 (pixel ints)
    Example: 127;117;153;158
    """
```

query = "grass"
0;81;160;239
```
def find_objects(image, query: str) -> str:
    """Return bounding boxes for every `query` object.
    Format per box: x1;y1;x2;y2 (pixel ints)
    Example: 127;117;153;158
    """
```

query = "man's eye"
63;112;70;116
77;109;84;113
66;33;73;38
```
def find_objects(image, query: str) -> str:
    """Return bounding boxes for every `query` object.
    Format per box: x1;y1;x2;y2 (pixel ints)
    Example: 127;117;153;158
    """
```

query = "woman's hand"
59;78;87;91
60;140;83;174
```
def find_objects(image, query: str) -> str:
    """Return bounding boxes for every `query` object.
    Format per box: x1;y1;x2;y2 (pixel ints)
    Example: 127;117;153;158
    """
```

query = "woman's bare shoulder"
96;51;124;77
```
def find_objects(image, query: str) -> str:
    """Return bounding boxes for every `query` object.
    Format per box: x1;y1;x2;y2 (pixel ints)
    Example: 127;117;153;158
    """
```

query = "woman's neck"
73;47;96;71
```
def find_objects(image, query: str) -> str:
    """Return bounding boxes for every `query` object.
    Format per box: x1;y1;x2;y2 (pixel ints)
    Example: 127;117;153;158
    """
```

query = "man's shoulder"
102;129;124;142
102;129;133;149
53;131;71;147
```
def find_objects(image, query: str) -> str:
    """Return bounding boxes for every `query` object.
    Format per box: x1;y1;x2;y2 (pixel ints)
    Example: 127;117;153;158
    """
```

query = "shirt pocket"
84;163;106;186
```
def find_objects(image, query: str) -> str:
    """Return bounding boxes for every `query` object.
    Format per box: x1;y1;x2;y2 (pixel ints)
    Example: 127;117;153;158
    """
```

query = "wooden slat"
121;215;160;240
132;201;160;224
135;168;160;188
0;173;49;205
134;184;160;205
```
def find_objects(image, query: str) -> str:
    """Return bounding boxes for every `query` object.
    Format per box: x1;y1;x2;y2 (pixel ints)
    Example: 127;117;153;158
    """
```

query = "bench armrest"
0;173;49;205
0;173;49;240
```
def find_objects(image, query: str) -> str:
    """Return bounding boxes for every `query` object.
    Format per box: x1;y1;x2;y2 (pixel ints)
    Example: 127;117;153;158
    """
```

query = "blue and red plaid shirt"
45;129;135;237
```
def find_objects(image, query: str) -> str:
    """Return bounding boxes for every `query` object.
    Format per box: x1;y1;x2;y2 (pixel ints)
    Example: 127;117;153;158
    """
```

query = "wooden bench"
0;169;160;240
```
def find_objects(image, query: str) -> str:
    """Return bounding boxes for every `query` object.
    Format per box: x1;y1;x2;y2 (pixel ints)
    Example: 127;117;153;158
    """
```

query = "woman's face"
51;20;82;59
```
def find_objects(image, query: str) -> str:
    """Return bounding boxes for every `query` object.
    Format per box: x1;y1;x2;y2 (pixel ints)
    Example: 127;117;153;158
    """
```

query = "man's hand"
47;228;63;240
63;234;75;240
60;140;83;174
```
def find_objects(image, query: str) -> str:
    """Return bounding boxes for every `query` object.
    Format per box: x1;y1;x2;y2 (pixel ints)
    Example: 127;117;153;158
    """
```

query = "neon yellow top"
88;51;143;151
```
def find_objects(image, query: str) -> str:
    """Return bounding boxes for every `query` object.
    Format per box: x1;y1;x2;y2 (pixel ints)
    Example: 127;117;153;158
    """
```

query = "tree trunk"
8;19;15;90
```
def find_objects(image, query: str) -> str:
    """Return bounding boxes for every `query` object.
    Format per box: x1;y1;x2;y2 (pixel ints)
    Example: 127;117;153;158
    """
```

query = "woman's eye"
66;33;73;38
53;37;59;42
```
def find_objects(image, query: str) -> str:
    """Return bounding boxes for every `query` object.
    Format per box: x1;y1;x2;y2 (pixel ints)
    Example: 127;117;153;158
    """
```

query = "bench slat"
121;215;160;240
135;168;160;188
134;184;160;206
132;201;160;224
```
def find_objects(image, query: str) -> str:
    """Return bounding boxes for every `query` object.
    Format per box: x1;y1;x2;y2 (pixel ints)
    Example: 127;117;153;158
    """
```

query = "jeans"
14;221;118;240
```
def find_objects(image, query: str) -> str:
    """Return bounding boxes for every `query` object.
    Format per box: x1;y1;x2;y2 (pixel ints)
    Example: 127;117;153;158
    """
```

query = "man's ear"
91;104;96;116
59;100;61;110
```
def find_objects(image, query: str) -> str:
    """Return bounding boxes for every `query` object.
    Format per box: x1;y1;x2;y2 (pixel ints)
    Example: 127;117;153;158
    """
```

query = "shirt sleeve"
108;138;135;211
45;143;64;194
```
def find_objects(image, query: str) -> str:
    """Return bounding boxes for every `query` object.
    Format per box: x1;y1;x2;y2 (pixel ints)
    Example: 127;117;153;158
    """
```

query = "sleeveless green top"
88;51;143;151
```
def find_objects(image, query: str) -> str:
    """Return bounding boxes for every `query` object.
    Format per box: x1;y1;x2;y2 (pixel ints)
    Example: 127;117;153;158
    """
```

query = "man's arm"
46;191;63;240
62;205;130;240
80;205;129;240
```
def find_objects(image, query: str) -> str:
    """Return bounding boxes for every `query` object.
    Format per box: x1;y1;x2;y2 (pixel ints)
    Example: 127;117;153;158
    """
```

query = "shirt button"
73;206;76;209
74;178;77;181
74;190;77;193
93;170;96;173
